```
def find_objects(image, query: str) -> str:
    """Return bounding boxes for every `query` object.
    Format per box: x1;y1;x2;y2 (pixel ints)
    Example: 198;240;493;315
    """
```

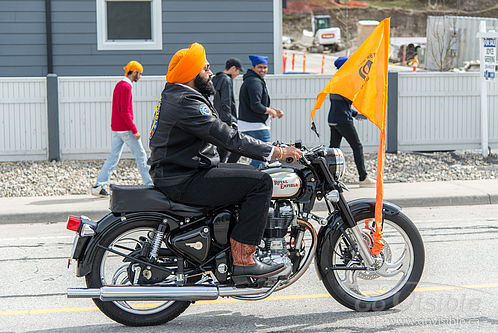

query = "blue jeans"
96;131;153;187
242;129;271;169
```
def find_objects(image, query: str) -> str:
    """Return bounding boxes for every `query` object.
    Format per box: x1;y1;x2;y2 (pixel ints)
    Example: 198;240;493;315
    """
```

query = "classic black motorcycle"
66;143;425;326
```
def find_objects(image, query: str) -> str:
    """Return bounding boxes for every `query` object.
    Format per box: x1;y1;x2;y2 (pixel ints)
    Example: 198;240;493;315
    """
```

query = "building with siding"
1;0;283;77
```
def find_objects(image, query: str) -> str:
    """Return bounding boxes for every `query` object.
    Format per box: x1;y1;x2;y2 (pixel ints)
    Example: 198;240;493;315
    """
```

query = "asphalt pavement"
1;179;497;224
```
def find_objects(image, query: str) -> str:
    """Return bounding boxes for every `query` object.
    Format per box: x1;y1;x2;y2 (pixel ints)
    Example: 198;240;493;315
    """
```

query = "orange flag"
310;18;390;255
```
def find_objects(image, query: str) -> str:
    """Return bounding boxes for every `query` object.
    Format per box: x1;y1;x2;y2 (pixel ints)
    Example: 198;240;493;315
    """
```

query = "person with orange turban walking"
148;43;302;278
91;61;152;197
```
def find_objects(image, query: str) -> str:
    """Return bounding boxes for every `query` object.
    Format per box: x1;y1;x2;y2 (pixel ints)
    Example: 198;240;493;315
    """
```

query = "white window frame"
96;0;162;51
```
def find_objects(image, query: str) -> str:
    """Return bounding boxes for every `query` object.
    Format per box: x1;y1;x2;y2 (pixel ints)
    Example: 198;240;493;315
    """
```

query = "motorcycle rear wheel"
319;210;424;311
85;219;190;326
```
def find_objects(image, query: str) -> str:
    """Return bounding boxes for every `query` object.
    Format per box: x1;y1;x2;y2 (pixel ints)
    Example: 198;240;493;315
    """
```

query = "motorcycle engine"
257;200;295;280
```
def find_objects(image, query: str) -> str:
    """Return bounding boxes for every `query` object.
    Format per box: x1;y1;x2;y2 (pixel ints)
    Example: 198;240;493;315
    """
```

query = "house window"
96;0;162;51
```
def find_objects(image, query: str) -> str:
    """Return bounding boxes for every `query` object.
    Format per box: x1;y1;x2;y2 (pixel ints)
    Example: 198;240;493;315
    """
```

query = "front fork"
314;155;377;269
334;192;376;268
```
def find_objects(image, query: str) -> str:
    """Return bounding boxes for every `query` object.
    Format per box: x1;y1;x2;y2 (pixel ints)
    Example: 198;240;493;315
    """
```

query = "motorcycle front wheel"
85;219;190;326
319;210;425;311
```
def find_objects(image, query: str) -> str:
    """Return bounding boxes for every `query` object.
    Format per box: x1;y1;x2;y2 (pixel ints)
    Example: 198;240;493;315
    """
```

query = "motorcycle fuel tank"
264;168;302;198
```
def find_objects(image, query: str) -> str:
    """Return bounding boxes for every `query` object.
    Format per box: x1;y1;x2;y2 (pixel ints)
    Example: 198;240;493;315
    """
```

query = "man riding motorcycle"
148;43;302;278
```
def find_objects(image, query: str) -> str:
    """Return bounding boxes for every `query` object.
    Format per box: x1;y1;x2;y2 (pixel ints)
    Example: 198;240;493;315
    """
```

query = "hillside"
284;0;497;13
283;0;498;44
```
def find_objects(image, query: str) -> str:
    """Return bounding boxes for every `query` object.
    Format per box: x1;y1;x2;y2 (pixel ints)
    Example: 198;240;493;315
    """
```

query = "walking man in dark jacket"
329;57;375;187
237;55;283;168
212;58;243;162
148;43;302;278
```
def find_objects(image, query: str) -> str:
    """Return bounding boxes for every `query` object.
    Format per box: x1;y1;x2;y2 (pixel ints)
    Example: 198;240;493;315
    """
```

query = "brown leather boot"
230;238;285;278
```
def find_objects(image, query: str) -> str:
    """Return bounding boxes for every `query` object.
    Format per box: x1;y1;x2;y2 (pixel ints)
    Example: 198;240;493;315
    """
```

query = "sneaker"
91;185;109;197
359;177;376;188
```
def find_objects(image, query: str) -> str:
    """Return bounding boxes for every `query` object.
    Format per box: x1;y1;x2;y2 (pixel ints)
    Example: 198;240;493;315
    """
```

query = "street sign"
475;22;498;158
481;37;496;80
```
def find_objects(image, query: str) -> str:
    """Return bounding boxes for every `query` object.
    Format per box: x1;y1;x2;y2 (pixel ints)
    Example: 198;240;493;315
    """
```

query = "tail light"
67;215;97;236
67;216;81;232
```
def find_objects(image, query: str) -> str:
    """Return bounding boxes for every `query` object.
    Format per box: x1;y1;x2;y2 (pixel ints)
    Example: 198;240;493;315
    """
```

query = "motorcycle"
66;143;425;326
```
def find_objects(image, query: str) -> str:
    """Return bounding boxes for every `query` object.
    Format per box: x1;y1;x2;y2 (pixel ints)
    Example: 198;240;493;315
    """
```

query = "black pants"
329;123;367;181
157;163;272;245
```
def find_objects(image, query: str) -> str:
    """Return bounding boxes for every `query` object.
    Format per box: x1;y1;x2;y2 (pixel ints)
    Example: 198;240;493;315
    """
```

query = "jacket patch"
199;104;212;116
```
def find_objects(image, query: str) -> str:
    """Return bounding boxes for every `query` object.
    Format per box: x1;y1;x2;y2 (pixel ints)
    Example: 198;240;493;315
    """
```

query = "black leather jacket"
148;83;272;187
238;69;270;124
212;72;237;127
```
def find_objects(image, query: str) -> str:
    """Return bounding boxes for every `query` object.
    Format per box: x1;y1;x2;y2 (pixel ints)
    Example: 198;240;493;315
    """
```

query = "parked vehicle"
66;142;425;327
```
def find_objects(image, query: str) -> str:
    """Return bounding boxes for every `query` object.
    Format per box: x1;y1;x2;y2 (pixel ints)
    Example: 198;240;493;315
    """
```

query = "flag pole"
372;130;386;255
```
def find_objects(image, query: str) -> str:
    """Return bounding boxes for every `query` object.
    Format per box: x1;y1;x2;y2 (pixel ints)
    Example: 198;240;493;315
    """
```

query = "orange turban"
166;43;206;84
123;61;143;74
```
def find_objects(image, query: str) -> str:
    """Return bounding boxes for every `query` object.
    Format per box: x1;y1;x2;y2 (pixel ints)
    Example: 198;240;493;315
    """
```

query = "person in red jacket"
91;61;152;196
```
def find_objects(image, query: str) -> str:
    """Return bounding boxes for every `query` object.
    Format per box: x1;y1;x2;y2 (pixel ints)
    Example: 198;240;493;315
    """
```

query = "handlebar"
274;142;340;189
277;142;323;165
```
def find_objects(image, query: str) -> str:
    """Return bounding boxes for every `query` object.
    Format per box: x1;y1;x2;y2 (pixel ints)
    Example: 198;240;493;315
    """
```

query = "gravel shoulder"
1;151;497;197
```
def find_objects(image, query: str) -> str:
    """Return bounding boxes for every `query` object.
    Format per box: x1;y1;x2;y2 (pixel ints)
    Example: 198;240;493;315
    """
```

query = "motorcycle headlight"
325;148;345;180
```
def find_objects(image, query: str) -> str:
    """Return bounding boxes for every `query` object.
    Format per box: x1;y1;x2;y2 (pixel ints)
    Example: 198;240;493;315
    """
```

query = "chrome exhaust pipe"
68;285;271;301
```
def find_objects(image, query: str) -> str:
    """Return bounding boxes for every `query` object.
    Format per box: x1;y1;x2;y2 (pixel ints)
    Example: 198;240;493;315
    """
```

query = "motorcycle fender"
315;198;401;281
75;213;122;277
75;212;180;277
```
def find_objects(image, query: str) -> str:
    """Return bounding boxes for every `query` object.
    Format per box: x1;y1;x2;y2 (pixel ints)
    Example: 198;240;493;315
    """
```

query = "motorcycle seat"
109;184;207;217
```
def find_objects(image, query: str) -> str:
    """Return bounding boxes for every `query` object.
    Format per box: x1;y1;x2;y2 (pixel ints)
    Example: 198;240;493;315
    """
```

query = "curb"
1;193;496;225
313;193;496;211
0;210;110;225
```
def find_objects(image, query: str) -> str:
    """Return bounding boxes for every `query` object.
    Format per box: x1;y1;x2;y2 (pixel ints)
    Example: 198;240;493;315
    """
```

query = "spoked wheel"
85;219;190;326
319;211;425;311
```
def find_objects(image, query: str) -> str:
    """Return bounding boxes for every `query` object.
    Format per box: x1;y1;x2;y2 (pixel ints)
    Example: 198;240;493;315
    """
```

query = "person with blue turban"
334;56;348;69
328;56;375;187
236;54;284;168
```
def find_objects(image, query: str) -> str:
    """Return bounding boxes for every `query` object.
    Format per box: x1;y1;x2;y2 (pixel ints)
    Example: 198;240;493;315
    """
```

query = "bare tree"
333;8;354;54
427;16;459;71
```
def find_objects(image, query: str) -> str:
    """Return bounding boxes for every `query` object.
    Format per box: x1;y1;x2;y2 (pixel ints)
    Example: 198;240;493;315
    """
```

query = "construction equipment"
302;15;342;53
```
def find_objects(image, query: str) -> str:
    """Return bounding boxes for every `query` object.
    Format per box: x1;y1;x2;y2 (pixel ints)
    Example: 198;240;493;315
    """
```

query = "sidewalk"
0;179;497;224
